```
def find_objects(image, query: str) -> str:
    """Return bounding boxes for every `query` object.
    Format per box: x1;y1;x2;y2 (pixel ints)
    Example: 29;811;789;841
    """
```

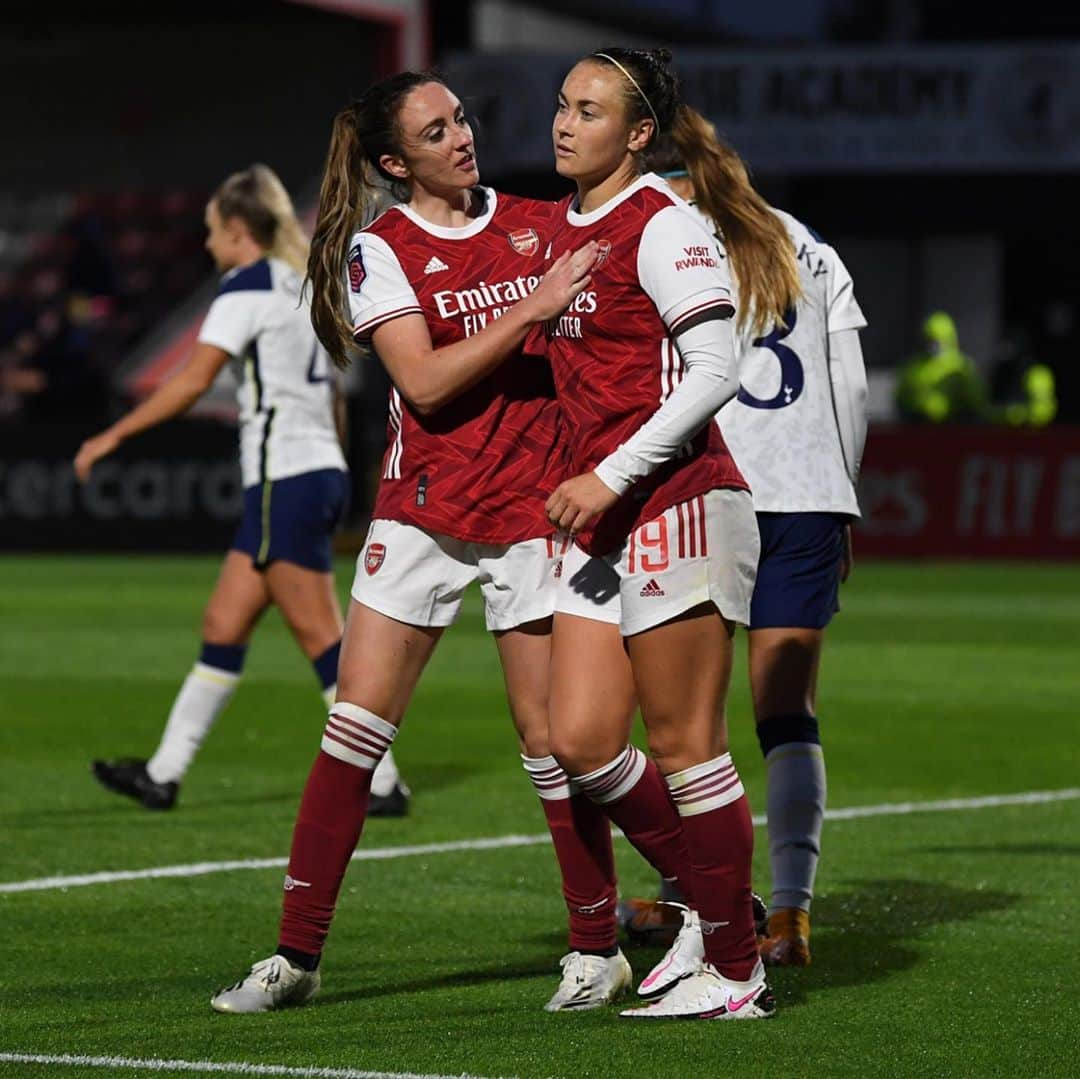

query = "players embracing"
209;71;635;1014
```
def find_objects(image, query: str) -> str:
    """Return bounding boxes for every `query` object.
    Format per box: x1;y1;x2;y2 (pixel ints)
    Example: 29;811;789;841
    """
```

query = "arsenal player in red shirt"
542;47;777;1021
209;73;627;1015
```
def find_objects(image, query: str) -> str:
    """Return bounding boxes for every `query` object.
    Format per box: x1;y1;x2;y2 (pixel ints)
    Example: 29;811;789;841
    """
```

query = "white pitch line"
1;787;1076;897
0;1052;504;1079
823;787;1080;821
0;834;550;895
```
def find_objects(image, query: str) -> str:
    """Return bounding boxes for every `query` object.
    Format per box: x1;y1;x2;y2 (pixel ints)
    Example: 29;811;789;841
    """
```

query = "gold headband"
593;52;660;134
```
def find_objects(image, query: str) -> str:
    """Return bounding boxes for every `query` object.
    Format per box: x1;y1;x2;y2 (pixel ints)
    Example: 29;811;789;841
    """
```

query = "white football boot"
636;903;705;1000
544;950;633;1012
210;954;321;1014
621;959;776;1020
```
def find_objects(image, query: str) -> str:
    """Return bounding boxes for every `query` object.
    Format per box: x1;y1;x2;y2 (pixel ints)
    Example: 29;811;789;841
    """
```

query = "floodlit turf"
2;556;1078;1078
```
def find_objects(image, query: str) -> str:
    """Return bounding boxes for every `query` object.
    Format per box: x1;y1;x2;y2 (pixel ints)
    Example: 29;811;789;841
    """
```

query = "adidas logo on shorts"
639;579;665;597
424;256;450;274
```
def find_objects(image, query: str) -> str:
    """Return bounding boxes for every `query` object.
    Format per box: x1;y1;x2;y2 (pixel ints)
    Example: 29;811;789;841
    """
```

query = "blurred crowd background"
2;1;1077;559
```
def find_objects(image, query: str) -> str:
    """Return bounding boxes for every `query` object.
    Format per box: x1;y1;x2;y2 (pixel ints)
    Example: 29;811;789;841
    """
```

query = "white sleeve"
198;293;258;357
593;317;737;496
828;328;868;484
637;205;735;334
347;231;423;339
823;245;867;334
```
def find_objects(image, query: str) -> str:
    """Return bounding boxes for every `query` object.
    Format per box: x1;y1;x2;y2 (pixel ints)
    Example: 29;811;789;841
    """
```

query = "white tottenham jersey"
198;258;346;488
692;205;867;515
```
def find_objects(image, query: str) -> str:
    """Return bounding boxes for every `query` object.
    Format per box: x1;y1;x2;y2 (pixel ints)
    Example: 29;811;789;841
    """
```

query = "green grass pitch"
1;556;1078;1078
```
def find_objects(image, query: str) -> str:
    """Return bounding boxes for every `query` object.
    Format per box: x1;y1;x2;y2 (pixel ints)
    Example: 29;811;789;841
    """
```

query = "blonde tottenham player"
75;164;408;816
208;73;638;1015
619;130;868;974
541;47;777;1021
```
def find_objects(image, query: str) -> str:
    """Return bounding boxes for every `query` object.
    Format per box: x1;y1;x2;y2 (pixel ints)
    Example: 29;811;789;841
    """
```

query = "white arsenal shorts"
352;518;561;632
554;488;758;636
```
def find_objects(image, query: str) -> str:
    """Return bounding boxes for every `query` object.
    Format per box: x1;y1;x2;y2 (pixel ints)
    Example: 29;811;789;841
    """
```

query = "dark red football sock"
573;746;694;905
667;755;758;981
277;750;373;957
525;755;618;952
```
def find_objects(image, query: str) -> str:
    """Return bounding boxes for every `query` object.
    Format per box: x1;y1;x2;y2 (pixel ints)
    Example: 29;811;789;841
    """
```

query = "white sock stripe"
575;746;647;805
529;780;573;801
671;767;738;798
666;754;745;814
328;702;399;741
319;705;396;772
320;732;379;769
672;773;744;809
520;755;565;778
575;752;630;794
665;753;733;791
324;716;394;757
675;779;745;816
521;755;575;800
191;662;242;686
669;764;738;807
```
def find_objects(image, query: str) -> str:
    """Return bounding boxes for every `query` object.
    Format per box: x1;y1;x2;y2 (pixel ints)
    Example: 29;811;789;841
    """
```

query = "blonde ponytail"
250;164;309;274
212;163;309;276
670;106;800;338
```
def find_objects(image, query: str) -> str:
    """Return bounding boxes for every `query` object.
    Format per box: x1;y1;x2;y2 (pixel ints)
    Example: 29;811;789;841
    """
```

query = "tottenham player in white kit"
75;164;408;814
618;128;869;971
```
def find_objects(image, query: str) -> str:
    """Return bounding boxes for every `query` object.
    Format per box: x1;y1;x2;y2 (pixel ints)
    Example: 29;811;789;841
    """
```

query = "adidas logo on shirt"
424;256;450;275
639;579;665;597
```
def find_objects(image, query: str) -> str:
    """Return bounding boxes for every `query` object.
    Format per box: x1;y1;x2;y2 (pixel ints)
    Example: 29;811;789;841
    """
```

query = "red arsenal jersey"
348;189;565;544
544;175;748;555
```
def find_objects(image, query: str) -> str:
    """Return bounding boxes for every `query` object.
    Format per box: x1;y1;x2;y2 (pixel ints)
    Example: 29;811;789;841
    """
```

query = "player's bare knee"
549;729;618;777
511;704;550;759
646;724;724;774
290;621;337;661
202;605;247;646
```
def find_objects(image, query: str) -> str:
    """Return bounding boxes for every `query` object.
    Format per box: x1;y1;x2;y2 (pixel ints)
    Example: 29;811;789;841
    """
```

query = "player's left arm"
823;243;869;583
546;316;737;533
547;209;738;534
828;328;868;489
824;244;869;487
74;343;231;481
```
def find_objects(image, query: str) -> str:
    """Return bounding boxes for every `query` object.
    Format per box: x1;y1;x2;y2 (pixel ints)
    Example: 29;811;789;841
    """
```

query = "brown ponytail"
669;105;801;338
306;107;376;369
307;71;446;368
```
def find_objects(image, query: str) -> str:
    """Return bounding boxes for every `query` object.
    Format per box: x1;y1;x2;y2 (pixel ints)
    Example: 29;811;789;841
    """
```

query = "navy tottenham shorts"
748;512;848;630
232;468;349;572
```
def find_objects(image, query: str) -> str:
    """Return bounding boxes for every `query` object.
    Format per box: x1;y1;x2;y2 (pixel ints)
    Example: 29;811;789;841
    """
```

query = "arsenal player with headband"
621;131;868;974
542;47;776;1020
210;72;631;1014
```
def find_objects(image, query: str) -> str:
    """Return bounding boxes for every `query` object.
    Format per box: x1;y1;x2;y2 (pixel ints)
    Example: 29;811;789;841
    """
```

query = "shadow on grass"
605;877;1021;1012
772;877;1020;1009
316;956;557;1005
321;875;1011;1007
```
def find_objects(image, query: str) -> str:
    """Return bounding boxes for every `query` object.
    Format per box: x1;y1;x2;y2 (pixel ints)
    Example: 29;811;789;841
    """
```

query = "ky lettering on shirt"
543;175;748;555
349;189;567;545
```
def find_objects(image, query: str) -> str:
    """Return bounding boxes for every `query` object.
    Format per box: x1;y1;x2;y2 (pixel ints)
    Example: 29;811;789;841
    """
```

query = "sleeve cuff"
593;456;637;498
